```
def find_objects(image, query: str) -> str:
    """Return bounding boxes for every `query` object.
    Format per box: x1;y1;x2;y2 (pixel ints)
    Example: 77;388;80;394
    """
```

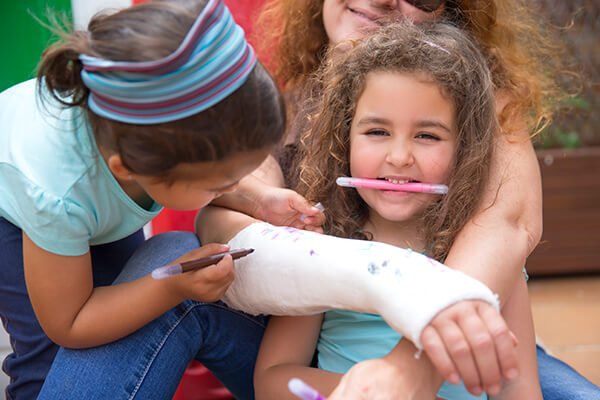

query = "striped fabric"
79;0;256;124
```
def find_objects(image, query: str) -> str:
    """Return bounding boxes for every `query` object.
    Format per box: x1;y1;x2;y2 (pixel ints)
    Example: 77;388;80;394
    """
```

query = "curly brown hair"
296;21;498;262
255;0;564;136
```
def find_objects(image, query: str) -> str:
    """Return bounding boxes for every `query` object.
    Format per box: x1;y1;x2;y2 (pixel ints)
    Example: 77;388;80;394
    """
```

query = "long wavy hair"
296;21;497;262
256;0;565;136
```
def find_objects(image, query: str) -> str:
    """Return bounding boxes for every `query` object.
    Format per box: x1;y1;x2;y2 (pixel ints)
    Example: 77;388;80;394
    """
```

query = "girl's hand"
328;343;441;400
253;186;325;232
164;243;235;303
420;300;519;397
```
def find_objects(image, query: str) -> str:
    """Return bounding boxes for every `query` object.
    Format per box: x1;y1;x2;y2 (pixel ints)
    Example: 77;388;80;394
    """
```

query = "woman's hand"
328;341;442;400
420;300;519;397
253;186;325;232
163;243;236;303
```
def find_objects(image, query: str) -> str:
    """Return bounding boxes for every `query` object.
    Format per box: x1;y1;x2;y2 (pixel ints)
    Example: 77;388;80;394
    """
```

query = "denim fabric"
0;217;144;400
4;219;596;399
38;231;267;400
538;344;600;399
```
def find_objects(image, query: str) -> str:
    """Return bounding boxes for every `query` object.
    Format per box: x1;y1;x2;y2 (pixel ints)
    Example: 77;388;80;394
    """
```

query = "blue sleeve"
1;170;93;256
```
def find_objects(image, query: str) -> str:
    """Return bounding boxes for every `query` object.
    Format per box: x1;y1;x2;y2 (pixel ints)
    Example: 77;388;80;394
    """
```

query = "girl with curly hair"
253;20;541;400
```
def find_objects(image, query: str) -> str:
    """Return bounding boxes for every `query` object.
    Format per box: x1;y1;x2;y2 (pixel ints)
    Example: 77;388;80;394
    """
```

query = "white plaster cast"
225;223;499;349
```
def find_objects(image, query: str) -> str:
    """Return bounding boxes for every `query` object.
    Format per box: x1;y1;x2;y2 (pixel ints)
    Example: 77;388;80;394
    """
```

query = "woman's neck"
363;212;426;253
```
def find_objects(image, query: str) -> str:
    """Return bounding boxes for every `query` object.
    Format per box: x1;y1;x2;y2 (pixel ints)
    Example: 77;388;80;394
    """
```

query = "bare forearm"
492;278;541;399
51;276;181;348
383;340;444;395
444;218;533;302
210;174;268;216
445;136;542;302
196;206;258;244
210;155;285;216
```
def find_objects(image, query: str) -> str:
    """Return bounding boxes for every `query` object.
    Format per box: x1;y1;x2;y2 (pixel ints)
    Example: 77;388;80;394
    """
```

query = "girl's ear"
107;154;134;181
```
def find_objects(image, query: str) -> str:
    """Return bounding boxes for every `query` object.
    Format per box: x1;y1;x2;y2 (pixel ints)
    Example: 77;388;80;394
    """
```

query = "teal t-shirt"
317;309;487;400
0;79;162;256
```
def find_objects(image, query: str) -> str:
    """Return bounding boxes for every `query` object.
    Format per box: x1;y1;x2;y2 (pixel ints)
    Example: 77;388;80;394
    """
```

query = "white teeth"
385;178;409;184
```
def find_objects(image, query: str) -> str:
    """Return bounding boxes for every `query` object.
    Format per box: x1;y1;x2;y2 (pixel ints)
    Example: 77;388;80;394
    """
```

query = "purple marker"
288;378;327;400
300;202;326;223
336;176;448;195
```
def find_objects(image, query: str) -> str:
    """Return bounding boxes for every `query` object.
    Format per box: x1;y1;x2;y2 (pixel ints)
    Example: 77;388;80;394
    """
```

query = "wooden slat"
527;147;600;276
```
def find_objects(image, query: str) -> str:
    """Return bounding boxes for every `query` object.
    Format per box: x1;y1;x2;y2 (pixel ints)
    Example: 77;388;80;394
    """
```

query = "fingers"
457;311;501;395
424;301;519;397
421;326;460;384
303;224;324;234
190;254;235;302
289;194;324;216
171;243;230;265
436;319;483;395
478;303;520;381
201;254;235;279
289;193;318;215
301;212;325;228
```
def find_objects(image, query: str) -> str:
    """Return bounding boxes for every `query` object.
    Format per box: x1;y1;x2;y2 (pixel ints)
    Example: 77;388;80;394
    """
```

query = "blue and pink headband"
80;0;256;125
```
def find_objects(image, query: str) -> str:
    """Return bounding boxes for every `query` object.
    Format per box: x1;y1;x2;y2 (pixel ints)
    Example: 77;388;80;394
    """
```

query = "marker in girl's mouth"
336;176;448;194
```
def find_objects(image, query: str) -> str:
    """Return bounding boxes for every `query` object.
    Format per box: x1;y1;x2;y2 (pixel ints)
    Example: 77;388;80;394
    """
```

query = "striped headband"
79;0;256;124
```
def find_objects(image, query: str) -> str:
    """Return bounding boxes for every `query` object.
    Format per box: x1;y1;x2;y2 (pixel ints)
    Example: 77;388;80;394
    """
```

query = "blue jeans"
537;344;600;399
0;217;145;400
39;231;267;400
34;231;599;399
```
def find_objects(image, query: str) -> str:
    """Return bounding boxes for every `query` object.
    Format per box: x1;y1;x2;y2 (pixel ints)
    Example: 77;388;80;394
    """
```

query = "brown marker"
151;248;254;279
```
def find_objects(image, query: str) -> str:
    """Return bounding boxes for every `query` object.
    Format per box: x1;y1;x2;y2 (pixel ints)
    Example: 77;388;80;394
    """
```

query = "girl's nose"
386;142;415;167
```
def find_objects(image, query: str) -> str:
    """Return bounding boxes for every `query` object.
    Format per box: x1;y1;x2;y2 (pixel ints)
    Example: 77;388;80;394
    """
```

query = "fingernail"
471;386;482;395
506;368;519;380
448;373;460;384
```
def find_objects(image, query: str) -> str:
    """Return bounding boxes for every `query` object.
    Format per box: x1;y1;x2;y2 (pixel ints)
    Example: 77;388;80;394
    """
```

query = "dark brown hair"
297;21;497;262
37;0;285;179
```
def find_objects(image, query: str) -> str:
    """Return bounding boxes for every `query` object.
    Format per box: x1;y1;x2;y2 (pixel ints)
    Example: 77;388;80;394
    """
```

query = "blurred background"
1;0;598;396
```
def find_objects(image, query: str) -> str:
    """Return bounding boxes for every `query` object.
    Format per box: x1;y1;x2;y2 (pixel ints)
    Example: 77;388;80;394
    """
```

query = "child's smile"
349;71;457;225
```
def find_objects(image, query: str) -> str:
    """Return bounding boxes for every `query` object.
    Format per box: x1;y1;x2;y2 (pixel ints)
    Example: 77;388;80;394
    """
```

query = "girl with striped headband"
0;0;284;398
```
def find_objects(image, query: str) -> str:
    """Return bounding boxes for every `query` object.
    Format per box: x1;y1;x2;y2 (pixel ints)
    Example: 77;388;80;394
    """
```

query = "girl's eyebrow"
356;116;452;133
355;116;392;126
414;119;452;133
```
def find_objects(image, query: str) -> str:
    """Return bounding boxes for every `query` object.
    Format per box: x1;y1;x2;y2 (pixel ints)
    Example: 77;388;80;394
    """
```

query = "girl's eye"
366;129;389;136
416;132;440;140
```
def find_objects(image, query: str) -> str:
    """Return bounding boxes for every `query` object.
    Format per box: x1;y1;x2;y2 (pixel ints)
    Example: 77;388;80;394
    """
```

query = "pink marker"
336;176;448;194
288;378;327;400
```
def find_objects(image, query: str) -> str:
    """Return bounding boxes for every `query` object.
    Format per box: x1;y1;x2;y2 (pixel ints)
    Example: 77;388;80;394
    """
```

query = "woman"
35;1;597;399
234;1;597;399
